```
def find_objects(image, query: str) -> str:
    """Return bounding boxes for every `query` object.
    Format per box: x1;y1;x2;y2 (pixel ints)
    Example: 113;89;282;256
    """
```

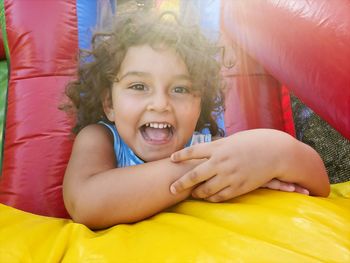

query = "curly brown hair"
64;11;223;135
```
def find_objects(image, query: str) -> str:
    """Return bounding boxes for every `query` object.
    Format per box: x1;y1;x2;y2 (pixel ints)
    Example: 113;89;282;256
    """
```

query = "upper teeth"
145;122;172;129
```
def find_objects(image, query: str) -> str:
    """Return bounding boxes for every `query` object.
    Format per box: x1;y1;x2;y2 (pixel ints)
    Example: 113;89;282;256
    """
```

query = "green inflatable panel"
0;61;8;173
0;0;9;173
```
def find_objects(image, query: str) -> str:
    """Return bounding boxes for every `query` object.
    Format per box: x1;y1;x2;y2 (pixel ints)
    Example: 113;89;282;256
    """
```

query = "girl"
63;12;329;229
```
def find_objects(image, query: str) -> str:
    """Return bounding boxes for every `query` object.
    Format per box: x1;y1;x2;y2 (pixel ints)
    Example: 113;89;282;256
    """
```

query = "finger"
262;179;296;192
205;186;234;203
262;179;282;190
294;185;310;195
170;161;215;194
278;182;296;192
170;143;211;162
192;174;227;199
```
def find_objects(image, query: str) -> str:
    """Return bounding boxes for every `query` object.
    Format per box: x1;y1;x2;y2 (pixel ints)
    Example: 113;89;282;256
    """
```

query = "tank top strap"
98;121;144;167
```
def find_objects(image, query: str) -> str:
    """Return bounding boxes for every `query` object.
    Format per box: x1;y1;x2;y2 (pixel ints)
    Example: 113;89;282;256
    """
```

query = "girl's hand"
262;179;310;195
170;130;289;202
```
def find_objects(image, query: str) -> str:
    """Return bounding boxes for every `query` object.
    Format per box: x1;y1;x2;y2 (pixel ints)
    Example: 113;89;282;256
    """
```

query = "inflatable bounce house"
0;0;349;261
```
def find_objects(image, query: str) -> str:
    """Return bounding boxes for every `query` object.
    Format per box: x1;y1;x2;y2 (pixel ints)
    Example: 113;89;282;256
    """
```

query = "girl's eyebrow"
174;74;192;82
117;71;149;82
117;71;192;82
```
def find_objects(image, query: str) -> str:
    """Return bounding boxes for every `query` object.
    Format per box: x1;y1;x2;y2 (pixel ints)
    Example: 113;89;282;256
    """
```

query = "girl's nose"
146;91;171;112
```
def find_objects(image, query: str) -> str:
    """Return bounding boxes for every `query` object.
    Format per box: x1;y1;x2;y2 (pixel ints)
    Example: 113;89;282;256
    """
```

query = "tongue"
144;127;170;141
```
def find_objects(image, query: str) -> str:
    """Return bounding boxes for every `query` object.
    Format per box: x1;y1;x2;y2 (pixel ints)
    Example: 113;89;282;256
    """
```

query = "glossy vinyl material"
0;18;5;60
0;61;8;172
0;0;78;217
0;182;349;262
220;42;295;136
0;39;4;60
221;0;350;140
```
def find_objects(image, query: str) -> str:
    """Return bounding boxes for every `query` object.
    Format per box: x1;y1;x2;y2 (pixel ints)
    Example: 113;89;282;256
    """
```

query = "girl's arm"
170;129;330;201
63;124;202;229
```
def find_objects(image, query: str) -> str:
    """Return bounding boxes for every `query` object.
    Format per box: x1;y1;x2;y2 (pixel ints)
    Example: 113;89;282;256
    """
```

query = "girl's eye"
128;84;146;91
173;86;190;94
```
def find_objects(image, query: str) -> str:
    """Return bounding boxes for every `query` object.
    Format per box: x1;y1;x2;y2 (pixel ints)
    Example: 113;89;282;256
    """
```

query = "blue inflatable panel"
76;0;98;50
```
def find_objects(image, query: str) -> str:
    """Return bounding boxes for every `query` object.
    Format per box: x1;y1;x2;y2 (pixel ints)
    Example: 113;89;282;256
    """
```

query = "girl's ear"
102;89;115;121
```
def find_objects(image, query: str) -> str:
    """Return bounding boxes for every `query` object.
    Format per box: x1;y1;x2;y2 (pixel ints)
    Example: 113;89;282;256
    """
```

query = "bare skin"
170;129;330;201
63;124;203;229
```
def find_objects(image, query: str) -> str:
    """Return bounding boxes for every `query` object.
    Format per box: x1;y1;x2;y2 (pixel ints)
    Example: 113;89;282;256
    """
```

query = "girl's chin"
136;143;177;162
139;151;173;162
137;136;177;160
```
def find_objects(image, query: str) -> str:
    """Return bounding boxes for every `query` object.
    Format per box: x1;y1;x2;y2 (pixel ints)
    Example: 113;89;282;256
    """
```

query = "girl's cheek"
172;94;201;105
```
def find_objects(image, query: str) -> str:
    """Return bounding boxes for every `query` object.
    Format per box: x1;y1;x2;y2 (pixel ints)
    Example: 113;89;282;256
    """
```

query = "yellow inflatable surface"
1;182;349;262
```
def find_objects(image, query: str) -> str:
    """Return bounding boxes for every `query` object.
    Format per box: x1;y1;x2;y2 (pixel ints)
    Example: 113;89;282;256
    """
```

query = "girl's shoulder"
74;124;114;151
66;124;117;181
78;123;111;137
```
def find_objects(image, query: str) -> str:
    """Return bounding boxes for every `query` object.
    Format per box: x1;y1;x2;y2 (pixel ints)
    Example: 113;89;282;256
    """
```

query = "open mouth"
140;122;174;144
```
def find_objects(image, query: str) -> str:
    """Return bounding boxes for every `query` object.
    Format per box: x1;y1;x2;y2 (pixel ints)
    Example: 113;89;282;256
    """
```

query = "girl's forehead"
118;44;189;76
124;44;178;59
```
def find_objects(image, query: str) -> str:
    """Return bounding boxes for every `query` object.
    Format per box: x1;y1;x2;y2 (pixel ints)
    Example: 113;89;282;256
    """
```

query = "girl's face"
104;45;201;162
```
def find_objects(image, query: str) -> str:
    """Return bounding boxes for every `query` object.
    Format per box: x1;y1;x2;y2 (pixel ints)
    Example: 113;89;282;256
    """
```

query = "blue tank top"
99;122;211;168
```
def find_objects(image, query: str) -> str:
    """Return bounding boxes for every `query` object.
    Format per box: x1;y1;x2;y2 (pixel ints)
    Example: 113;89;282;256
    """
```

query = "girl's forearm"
275;135;330;197
64;158;201;229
